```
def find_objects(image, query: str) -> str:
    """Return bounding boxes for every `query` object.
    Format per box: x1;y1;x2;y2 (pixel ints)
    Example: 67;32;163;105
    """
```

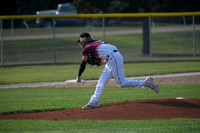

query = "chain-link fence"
0;13;200;67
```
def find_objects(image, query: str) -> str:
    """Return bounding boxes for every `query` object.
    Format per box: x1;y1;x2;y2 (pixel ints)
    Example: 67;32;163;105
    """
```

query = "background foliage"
1;0;200;15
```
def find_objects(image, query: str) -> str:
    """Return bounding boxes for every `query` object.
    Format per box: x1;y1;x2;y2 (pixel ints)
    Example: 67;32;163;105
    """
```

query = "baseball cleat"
145;76;159;93
82;102;100;110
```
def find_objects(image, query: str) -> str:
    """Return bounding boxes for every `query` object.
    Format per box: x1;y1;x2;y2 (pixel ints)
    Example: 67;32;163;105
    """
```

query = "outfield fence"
0;12;200;67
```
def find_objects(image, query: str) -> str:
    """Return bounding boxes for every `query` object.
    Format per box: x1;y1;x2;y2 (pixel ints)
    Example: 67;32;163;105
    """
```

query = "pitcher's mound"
0;98;200;120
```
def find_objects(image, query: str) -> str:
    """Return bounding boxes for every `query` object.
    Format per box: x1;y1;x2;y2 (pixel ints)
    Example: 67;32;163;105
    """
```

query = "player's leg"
82;65;112;109
110;53;145;88
87;64;112;104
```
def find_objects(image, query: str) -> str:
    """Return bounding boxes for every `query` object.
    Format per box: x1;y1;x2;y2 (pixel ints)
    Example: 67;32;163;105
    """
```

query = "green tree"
72;0;111;13
1;0;199;54
109;0;139;13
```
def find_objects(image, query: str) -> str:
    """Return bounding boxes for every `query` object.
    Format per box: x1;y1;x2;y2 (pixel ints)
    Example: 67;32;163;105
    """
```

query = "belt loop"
106;55;109;60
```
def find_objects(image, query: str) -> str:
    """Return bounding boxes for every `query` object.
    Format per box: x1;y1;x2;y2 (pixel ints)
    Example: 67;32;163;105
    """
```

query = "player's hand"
76;76;81;82
100;59;108;65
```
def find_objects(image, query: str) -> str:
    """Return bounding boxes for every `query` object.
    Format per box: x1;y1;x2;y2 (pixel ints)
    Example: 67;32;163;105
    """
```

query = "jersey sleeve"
82;45;91;56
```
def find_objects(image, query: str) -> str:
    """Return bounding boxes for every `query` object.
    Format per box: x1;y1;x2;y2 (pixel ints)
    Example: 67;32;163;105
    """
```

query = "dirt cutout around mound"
0;98;200;121
1;72;200;89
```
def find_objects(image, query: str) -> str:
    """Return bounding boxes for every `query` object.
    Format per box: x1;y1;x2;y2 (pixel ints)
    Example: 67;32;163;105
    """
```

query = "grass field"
0;61;200;132
0;84;200;114
0;84;200;132
2;30;200;65
1;26;200;132
0;59;200;84
1;119;199;133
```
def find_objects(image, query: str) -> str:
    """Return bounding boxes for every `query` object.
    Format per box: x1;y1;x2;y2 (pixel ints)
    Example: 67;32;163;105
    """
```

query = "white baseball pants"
89;51;145;104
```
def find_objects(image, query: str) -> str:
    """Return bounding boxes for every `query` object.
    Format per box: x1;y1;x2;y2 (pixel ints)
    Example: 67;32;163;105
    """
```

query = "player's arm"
76;56;88;82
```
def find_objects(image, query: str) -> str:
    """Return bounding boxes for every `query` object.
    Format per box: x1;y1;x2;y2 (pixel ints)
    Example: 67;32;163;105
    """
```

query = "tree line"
0;0;199;15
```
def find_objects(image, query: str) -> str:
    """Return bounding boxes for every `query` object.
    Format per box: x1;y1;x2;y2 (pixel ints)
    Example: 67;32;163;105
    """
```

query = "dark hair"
77;32;93;42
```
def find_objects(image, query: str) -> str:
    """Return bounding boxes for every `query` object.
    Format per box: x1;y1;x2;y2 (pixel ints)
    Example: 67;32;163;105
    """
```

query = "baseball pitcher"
76;32;159;109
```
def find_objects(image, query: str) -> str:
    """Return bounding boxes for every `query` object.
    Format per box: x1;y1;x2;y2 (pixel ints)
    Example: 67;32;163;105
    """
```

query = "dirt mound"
0;98;200;121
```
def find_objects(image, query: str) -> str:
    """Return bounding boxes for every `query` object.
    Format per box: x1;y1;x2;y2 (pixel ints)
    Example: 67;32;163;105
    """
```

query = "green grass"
0;59;200;84
1;119;200;133
1;26;200;132
0;84;199;114
2;30;200;65
152;31;200;54
0;84;200;132
0;61;200;132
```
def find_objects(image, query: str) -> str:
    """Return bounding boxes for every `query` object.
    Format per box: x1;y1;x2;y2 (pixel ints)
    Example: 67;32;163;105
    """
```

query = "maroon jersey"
83;40;118;61
82;40;103;60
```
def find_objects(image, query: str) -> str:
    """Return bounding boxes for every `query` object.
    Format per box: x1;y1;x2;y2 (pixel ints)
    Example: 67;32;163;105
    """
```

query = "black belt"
107;50;118;59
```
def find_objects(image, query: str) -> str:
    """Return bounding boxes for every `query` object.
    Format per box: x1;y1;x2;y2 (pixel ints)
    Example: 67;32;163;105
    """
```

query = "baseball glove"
87;54;101;66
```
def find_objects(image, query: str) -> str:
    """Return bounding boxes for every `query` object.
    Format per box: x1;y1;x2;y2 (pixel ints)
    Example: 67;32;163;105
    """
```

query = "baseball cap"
77;32;91;42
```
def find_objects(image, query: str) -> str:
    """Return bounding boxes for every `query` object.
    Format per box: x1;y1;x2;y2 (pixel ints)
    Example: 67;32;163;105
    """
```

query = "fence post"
149;17;152;60
11;19;14;36
53;18;56;64
1;20;4;68
102;17;105;41
192;16;196;58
